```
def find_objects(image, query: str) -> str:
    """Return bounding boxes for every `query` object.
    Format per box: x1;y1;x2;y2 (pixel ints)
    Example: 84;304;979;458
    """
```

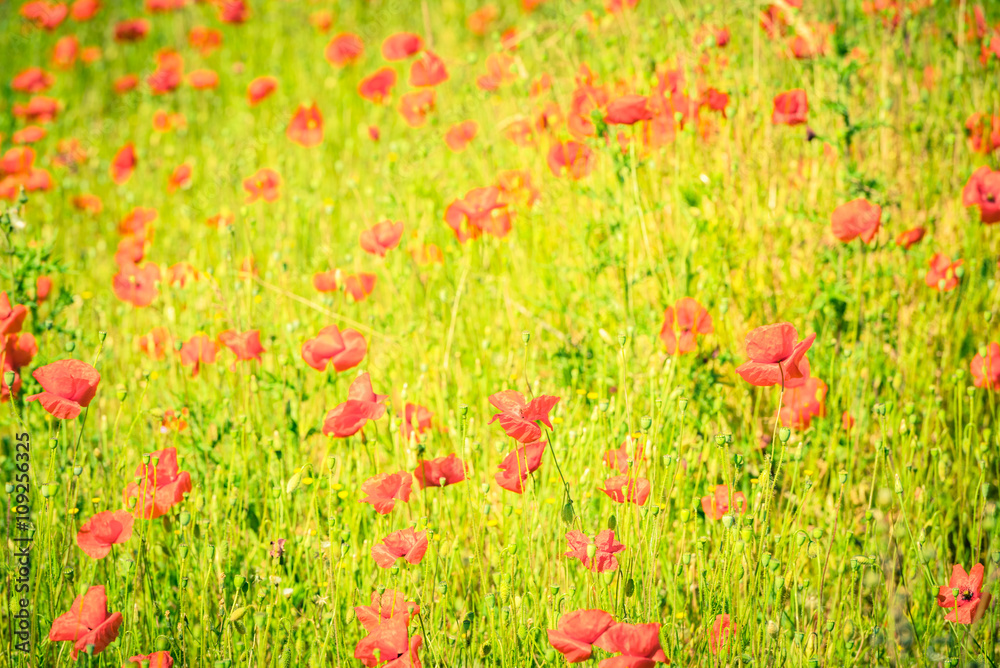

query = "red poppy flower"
113;262;160;308
310;10;333;32
488;390;560;443
217;0;249;23
962;166;1000;224
964;113;1000;154
137;327;170;360
147;0;187;12
167;163;192;192
382;32;424;60
925;253;962;292
344;273;377;302
468;5;499;35
399;90;436;127
123;447;192;519
602;441;645;474
445;186;511;242
779;376;827;429
548;140;595;179
301;325;366;373
445;120;478;152
735;322;815;387
495;440;546;494
35;276;52;302
70;194;101;215
110;143;136;185
477;53;517;91
354;616;423;668
0;292;27;336
358;68;397;103
971;343;1000;390
410;51;449;87
52;35;79;68
401;403;434;442
26;359;100;420
127;651;173;668
326;33;364;67
48;586;123;659
701;484;747;520
147;56;183;95
772;89;808;125
547;609;615;663
117;207;157;236
359;471;412;514
2;333;37;398
12;67;55;93
12;96;60;123
369;125;381;141
13;126;47;144
114;18;149;42
178;334;218;376
187;69;218;90
166;262;198;287
371;527;428;568
605;95;653;125
895;227;925;249
831;198;881;244
359;220;403;256
115;235;147;268
247;76;277;105
77;510;134;559
244;168;281;203
937;563;990;624
313;270;339;292
20;1;68;29
218;329;265;363
497;169;540;210
188;26;222;56
413;453;466;489
659;297;713;355
206;211;234;228
356;590;419;632
593;622;668;666
71;0;99;21
600;475;650;506
287;103;323;147
565;530;625;573
323;372;387;437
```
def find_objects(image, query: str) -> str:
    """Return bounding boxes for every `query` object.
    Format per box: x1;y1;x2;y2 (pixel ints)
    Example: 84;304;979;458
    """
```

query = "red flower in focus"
326;33;364;67
354;616;423;668
287;103;324;147
548;140;595;179
547;609;615;663
48;586;123;659
371;527;428;568
12;67;55;93
26;359;100;419
355;589;419;632
360;220;403;256
495;440;546;494
0;292;28;336
488;390;561;442
322;372;387;437
831;198;881;244
113;262;160;307
594;622;668;666
123;447;192;519
114;18;150;42
735;323;815;387
600;475;651;506
925;253;962;292
137;327;171;360
382;32;423;60
445;186;511;242
218;330;265;364
605;95;654;125
301;325;367;373
413;453;466;489
895;227;925;250
111;143;137;185
77;510;134;559
445;120;478;152
399;90;436;127
701;484;747;520
971;343;1000;390
779;376;827;429
127;652;173;668
772;89;808;125
937;563;990;624
659;297;713;355
244;168;281;203
360;471;413;514
178;334;218;376
710;614;736;655
410;51;449;87
358;68;397;103
248;76;277;105
962;166;1000;224
565;529;625;573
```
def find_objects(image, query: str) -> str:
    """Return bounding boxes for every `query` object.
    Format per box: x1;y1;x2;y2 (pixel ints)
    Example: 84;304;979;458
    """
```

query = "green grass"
1;0;1000;666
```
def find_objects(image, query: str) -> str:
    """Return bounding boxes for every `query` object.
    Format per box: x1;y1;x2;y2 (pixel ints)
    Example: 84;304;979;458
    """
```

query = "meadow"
1;0;1000;666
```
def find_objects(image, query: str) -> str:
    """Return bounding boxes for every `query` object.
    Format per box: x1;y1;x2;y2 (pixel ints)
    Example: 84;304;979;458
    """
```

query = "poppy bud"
640;416;652;432
64;340;75;352
607;514;617;530
206;544;215;560
560;500;575;524
721;514;734;529
679;509;690;522
796;531;808;547
715;434;727;446
778;428;791;443
73;466;82;476
766;620;779;637
521;331;530;344
624;577;635;597
585;544;598;560
459;405;468;418
760;552;771;567
41;483;55;498
483;503;491;515
233;574;245;589
599;400;609;413
228;606;250;623
839;470;848;485
679;398;688;412
504;504;513;517
682;553;692;565
774;576;784;593
3;371;14;389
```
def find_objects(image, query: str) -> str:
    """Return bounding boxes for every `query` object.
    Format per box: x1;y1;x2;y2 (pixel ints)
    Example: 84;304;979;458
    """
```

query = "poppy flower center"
960;588;975;601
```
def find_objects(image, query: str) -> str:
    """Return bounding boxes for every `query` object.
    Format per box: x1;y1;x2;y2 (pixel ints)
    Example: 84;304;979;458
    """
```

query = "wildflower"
355;589;419;631
358;68;397;103
925;253;962;292
110;143;137;185
410;51;448;87
937;563;990;624
701;484;747;520
127;652;173;668
413;453;466;488
600;475;651;506
594;622;668;665
287;103;324;147
548;140;595;179
178;334;219;376
322;373;387;437
895;227;925;249
48;586;123;658
123;447;192;519
779;376;828;429
772;89;807;125
445;120;478;152
735;323;815;387
360;471;413;514
77;510;134;559
360;220;403;256
547;609;615;663
371;527;428;568
971;343;1000;390
382;32;423;60
488;390;560;443
962;166;1000;224
831;198;881;244
26;359;100;419
301;325;367;373
659;298;713;355
326;33;364;67
248;76;278;105
564;530;625;572
495;440;546;494
709;614;736;655
243;168;281;203
401;403;434;442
